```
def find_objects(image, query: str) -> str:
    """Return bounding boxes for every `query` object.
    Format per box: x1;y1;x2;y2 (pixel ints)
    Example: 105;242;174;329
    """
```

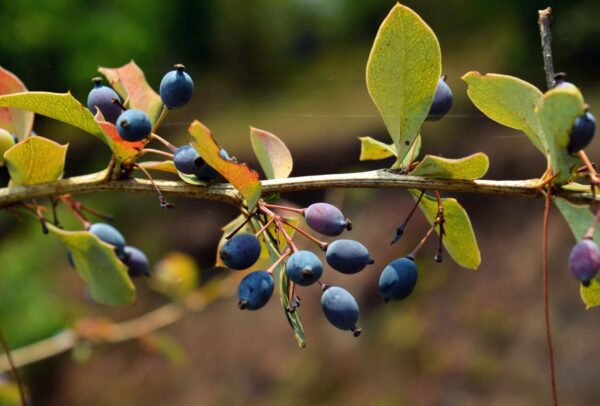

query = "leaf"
94;111;146;161
4;135;67;185
359;136;396;161
99;61;163;123
536;86;586;185
150;252;199;300
413;191;481;269
462;72;545;153
250;127;293;179
189;120;262;210
138;160;178;174
0;66;34;140
47;224;135;305
410;152;489;180
177;171;210;186
366;3;441;167
581;279;600;309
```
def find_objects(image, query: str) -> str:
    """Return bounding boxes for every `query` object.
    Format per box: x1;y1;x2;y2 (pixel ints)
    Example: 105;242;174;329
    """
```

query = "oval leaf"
188;120;261;210
250;127;293;179
5;135;67;185
0;66;34;140
410;152;489;180
413;191;481;269
47;224;135;305
366;3;441;167
462;72;545;153
358;136;396;161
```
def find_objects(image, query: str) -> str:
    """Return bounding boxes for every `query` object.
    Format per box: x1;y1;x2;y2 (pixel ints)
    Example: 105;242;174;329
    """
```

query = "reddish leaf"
188;120;261;210
0;67;34;139
94;110;145;161
250;127;293;179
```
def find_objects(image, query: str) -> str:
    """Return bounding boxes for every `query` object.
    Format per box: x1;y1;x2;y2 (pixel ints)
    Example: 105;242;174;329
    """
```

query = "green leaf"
4;135;67;185
358;136;396;161
189;120;262;211
366;3;441;167
0;66;34;140
99;61;163;123
250;127;293;179
536;86;586;185
413;191;481;269
581;279;600;310
176;171;210;186
462;72;545;153
47;224;135;306
410;152;489;180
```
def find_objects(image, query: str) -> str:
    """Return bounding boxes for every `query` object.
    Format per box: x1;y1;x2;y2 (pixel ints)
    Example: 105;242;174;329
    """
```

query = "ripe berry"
553;73;576;90
567;111;596;154
286;250;323;286
116;109;152;142
304;203;350;237
87;78;123;124
325;239;374;274
568;239;600;285
426;75;453;121
194;149;233;181
321;286;361;336
123;246;150;277
379;257;418;301
0;128;16;165
238;271;274;310
220;233;262;270
88;222;126;258
173;144;202;174
159;64;194;108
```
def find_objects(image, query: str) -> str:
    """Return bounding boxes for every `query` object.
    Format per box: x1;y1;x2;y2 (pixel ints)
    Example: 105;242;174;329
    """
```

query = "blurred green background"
1;0;600;404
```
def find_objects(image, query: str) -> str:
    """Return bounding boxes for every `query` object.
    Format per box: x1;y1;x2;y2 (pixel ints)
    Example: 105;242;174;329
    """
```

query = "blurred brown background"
1;0;600;404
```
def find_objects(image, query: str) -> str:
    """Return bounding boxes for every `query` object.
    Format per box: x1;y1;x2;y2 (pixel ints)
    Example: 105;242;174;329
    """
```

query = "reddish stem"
408;218;440;259
543;188;558;405
266;249;291;275
0;330;27;406
282;219;328;251
262;202;306;215
149;133;177;153
255;217;276;238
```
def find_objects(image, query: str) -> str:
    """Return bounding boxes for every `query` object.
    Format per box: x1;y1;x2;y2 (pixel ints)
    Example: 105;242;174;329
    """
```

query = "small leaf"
413;191;481;269
536;86;586;185
359;136;396;161
177;171;210;186
410;152;489;180
189;120;262;210
138;160;177;174
0;66;34;140
250;127;293;179
47;224;135;305
462;72;545;153
402;136;422;167
99;61;163;123
581;279;600;309
5;135;67;185
150;252;199;300
366;3;441;167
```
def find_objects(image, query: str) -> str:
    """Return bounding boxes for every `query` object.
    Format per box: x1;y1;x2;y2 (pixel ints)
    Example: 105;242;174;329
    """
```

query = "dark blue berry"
194;149;233;181
88;222;126;258
286;250;323;286
426;75;453;121
116;109;152;142
87;78;123;124
159;64;194;108
553;73;576;90
220;233;262;270
379;257;418;301
238;271;274;310
123;246;150;277
567;111;596;154
325;239;374;274
569;239;600;285
173;145;202;174
321;286;361;335
304;202;350;236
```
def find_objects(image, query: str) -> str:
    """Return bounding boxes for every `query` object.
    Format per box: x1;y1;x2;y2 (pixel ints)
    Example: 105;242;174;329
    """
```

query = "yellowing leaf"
47;224;135;305
151;252;199;300
0;66;34;140
94;111;146;162
5;135;67;185
189;120;262;210
366;3;441;167
138;160;178;174
359;136;396;161
462;72;545;153
410;152;489;180
250;127;293;179
581;279;600;309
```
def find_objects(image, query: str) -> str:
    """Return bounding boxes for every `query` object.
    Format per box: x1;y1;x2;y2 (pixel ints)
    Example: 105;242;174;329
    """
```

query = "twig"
0;330;27;405
538;7;556;89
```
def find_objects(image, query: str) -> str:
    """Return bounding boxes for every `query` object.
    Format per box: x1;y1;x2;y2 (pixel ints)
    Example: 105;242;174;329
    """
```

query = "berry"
194;149;233;181
554;73;576;90
220;233;262;270
304;202;350;237
238;271;274;310
0;128;16;165
87;78;123;124
123;246;150;277
88;222;126;258
379;257;418;301
116;109;152;142
567;111;596;154
568;239;600;285
286;250;323;286
173;144;202;174
159;64;194;108
325;239;374;274
321;286;360;335
426;75;453;121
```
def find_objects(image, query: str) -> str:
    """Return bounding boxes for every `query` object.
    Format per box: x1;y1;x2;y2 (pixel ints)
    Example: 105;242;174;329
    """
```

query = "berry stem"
408;217;441;259
140;148;174;159
149;133;177;153
276;218;298;252
434;191;446;263
31;199;49;234
254;216;275;238
78;204;114;222
282;219;329;251
391;189;425;245
262;202;306;215
577;151;600;185
0;329;27;406
152;105;170;134
225;211;257;240
266;249;291;275
59;195;90;229
133;164;175;209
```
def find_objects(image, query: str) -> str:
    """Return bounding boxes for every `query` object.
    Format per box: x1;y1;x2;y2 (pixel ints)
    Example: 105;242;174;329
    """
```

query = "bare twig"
538;7;556;89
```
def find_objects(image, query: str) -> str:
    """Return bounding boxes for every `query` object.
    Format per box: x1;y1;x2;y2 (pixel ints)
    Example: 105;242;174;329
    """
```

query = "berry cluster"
220;201;373;336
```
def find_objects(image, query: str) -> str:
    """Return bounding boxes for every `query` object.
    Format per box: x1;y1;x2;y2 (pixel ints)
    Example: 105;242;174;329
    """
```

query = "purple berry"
87;78;123;124
426;75;453;121
325;239;374;274
379;257;418;301
569;239;600;285
567;111;596;154
304;202;350;237
321;286;361;336
123;246;150;277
